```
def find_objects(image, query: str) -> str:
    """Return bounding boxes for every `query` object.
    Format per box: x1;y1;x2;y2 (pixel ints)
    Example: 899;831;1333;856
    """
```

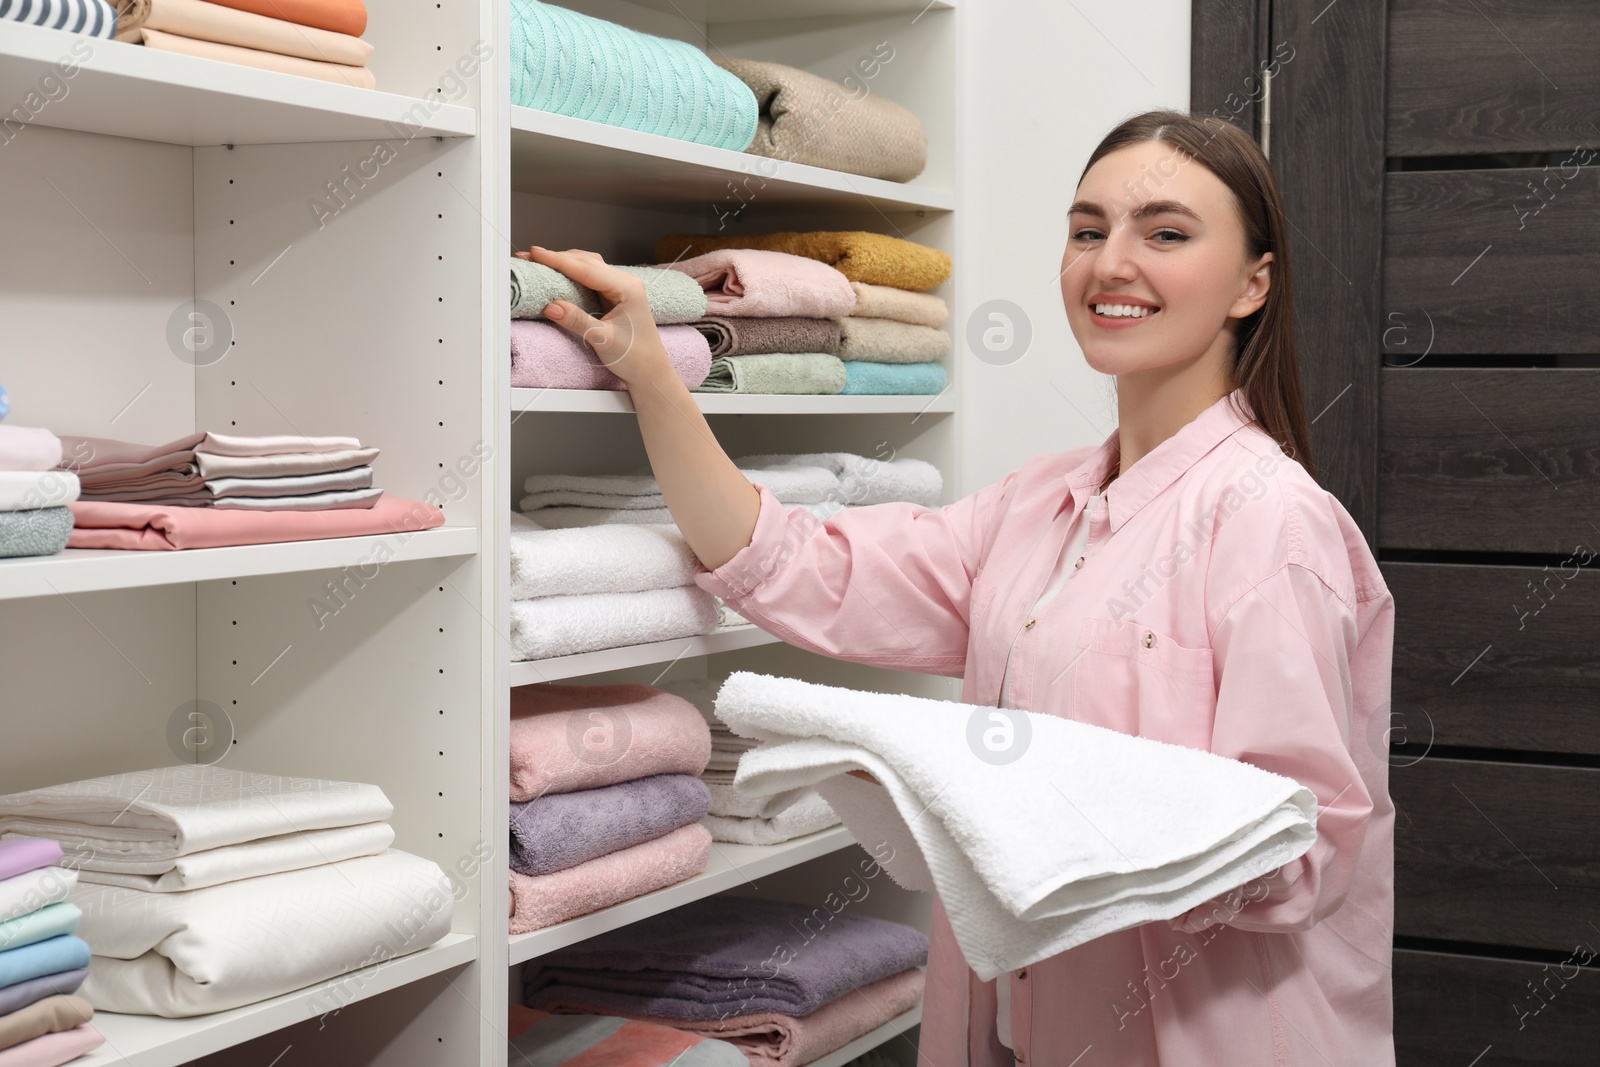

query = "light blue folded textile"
0;902;80;954
0;934;91;990
509;0;757;151
840;360;949;395
0;0;118;37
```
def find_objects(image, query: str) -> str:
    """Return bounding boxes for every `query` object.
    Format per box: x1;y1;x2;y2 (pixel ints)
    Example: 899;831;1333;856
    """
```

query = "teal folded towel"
0;935;92;990
0;903;81;953
510;258;708;324
0;506;72;559
840;360;948;395
510;0;758;151
692;353;846;394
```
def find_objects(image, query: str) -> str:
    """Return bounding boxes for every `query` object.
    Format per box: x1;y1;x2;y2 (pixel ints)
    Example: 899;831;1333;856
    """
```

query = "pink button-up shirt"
693;387;1396;1066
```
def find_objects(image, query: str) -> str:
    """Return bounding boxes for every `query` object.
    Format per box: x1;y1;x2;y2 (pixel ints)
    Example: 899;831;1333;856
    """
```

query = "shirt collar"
1063;386;1260;532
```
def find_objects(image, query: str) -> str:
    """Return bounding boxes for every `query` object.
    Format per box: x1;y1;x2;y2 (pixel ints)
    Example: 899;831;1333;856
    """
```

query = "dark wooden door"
1193;1;1600;1062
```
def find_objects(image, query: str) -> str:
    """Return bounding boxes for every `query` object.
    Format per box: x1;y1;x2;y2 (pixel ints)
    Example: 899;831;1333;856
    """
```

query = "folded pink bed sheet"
657;249;856;319
509;822;711;935
65;494;442;550
511;321;711;391
0;427;63;473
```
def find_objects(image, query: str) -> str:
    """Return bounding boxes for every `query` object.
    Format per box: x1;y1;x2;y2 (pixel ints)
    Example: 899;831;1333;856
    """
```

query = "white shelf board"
0;527;479;601
510;108;953;213
806;1004;923;1067
627;0;954;21
510;825;857;965
78;933;477;1067
512;387;955;416
0;22;475;147
509;625;780;685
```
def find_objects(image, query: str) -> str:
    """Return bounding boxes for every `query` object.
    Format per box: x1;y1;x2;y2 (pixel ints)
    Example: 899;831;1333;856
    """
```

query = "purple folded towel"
0;967;88;1017
510;774;712;877
511;321;712;391
522;894;930;1020
0;838;62;882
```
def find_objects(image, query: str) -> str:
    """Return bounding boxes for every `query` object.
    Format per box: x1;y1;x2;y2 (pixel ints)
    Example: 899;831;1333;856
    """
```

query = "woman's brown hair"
1079;109;1317;479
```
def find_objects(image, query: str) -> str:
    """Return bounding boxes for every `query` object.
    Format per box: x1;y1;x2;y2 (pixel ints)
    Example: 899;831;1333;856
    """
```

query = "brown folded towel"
711;57;928;183
655;230;951;291
838;317;951;364
690;316;841;358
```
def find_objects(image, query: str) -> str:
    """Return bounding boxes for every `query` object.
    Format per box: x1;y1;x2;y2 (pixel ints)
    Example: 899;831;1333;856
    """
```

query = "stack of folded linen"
509;254;712;391
0;841;101;1067
2;0;119;38
522;895;929;1067
113;0;376;88
519;463;842;526
0;766;453;1017
732;451;943;510
508;1003;747;1066
660;678;840;847
656;231;953;396
712;57;928;183
0;426;76;560
508;683;715;934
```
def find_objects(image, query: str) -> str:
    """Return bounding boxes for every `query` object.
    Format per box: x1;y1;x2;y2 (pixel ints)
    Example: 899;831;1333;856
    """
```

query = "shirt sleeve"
1167;562;1374;935
692;470;1020;677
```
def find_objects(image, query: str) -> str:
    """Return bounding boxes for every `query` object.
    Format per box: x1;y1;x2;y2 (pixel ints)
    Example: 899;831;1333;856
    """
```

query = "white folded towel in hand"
510;513;698;599
734;452;942;507
521;466;838;512
710;671;1317;980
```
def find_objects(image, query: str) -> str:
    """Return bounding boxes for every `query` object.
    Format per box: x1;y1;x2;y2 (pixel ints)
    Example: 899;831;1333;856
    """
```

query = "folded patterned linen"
0;0;116;36
124;27;376;88
523;894;930;1019
509;513;696;599
0;995;93;1055
0;472;78;512
211;486;383;511
0;766;392;867
511;774;711;877
509;1003;748;1067
510;320;711;392
192;445;378;479
510;0;756;151
0;970;87;1018
702;791;840;847
657;249;855;319
64;492;439;550
848;281;948;327
838;317;950;364
119;0;369;37
711;57;928;183
0;1023;104;1067
689;315;840;358
511;586;721;662
532;966;924;1067
693;353;847;394
0;904;79;954
75;849;453;1017
70;822;395;891
511;257;708;324
0;840;61;882
713;670;1319;981
840;359;947;396
735;452;942;507
517;500;844;530
510;683;711;801
510;822;711;935
113;0;373;65
0;427;61;472
656;231;952;292
520;465;837;512
0;937;91;992
0;509;71;560
0;869;74;927
205;466;373;498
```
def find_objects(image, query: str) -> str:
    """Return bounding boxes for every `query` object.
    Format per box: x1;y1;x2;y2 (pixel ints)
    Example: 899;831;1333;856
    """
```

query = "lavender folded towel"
0;968;87;1019
689;316;841;358
511;774;711;877
522;895;930;1020
0;426;62;472
0;839;62;882
511;321;712;392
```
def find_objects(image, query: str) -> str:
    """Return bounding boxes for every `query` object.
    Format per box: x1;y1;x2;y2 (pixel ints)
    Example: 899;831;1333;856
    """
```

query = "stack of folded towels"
0;425;77;560
0;840;101;1067
113;0;376;88
660;678;841;847
0;766;454;1017
2;0;119;38
657;231;953;396
508;683;714;935
522;895;929;1067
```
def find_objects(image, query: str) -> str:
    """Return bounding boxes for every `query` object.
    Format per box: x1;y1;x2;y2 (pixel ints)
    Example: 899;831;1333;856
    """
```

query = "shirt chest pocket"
1070;617;1217;750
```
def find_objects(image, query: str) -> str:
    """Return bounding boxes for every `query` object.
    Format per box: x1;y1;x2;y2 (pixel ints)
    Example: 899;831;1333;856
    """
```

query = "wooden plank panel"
1393;757;1600;950
1378;369;1600;553
1385;560;1600;756
1189;0;1269;139
1388;0;1600;155
1395;948;1600;1065
1385;167;1600;354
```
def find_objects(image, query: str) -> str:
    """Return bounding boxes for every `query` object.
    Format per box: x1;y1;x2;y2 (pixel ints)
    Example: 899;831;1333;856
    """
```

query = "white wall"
955;0;1191;495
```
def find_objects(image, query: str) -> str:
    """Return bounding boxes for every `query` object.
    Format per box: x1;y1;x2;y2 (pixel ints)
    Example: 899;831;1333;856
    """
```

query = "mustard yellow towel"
655;230;951;292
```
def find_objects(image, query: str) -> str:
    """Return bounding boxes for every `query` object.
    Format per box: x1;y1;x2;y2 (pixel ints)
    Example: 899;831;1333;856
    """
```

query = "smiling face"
1060;140;1273;382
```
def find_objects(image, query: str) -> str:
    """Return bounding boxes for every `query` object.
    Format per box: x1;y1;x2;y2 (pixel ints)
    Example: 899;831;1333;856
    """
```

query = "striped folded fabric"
508;1004;746;1067
0;0;119;36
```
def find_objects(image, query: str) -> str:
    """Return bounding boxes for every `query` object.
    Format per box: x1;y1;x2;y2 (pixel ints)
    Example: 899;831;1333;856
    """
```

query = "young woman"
525;110;1396;1067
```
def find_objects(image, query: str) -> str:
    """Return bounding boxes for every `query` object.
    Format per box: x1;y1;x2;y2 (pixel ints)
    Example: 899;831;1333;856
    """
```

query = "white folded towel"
703;790;841;845
0;470;80;511
510;586;720;661
71;822;396;891
704;778;818;820
710;671;1318;980
510;512;698;599
74;849;453;1017
0;766;394;866
516;500;846;529
734;452;942;507
521;466;838;512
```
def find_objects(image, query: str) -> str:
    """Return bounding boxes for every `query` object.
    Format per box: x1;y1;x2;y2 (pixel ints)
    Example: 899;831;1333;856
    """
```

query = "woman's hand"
522;246;674;388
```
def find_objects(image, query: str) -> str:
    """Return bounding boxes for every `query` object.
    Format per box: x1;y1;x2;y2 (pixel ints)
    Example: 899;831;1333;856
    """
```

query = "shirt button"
1142;631;1156;648
1016;967;1028;979
1073;555;1084;569
1024;618;1036;629
1016;1051;1027;1064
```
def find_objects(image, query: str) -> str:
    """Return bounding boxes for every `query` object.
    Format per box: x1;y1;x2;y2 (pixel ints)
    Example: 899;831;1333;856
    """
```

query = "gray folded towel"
0;507;73;558
692;353;846;394
511;258;708;323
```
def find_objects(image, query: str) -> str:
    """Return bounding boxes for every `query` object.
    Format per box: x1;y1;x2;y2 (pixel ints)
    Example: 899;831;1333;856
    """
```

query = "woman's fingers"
525;245;643;306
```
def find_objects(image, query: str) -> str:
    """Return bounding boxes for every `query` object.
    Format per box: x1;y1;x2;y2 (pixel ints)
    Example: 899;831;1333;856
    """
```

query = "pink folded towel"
510;683;712;801
657;249;856;319
509;822;712;935
0;427;63;473
511;322;712;391
65;494;442;550
0;1023;105;1067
